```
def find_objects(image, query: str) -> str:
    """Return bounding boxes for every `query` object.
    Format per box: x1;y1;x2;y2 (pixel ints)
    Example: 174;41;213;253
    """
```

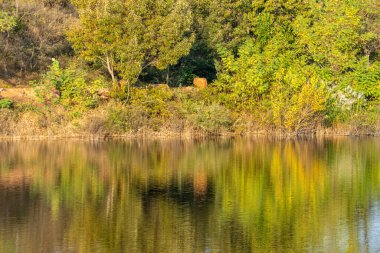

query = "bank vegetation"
1;0;380;137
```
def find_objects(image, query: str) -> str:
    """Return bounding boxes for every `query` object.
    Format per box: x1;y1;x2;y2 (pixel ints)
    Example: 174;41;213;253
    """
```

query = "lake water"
0;138;379;252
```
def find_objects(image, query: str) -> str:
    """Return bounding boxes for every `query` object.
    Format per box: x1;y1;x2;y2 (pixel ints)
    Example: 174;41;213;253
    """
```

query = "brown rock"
193;78;207;89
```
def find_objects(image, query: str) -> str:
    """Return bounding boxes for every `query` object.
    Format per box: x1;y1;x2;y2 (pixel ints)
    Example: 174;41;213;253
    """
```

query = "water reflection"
0;138;379;252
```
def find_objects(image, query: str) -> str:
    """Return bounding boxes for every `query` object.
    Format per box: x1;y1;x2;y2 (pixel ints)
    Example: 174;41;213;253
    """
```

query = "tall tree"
213;0;380;131
68;0;194;89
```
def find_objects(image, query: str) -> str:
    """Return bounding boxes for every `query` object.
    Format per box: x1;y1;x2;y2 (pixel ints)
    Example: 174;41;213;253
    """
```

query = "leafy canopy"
68;0;195;87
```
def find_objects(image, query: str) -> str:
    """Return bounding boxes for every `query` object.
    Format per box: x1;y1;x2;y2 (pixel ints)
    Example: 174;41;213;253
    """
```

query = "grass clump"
0;99;13;109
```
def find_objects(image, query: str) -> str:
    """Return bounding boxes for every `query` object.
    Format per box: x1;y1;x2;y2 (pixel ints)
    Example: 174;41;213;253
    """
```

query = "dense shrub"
127;85;177;130
185;102;232;134
34;60;106;117
270;82;328;134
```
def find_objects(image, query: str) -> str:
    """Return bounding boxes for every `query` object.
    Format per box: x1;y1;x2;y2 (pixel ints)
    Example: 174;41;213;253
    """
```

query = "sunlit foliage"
0;0;379;134
68;0;194;89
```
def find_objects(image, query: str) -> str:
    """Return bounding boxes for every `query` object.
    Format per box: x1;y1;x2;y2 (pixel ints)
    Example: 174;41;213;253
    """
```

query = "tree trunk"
14;0;19;16
105;54;118;88
166;66;170;85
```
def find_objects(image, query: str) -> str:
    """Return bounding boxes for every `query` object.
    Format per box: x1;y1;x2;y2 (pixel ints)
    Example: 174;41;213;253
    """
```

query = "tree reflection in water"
0;138;379;252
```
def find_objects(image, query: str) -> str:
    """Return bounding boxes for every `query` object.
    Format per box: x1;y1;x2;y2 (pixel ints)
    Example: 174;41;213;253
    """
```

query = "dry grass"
0;87;38;104
0;85;379;139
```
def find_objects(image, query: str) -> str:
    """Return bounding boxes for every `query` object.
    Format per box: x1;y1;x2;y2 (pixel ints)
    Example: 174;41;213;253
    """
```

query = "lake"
0;138;379;252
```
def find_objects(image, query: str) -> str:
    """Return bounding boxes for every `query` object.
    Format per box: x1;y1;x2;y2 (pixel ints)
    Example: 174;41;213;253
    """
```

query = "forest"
0;0;379;136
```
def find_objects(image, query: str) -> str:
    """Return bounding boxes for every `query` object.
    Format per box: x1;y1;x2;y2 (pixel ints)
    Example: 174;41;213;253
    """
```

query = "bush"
34;60;106;116
0;99;13;109
105;102;147;133
284;83;328;133
60;76;104;117
186;102;232;134
130;85;174;118
106;104;131;133
128;85;177;130
347;102;380;134
270;81;328;134
86;116;107;134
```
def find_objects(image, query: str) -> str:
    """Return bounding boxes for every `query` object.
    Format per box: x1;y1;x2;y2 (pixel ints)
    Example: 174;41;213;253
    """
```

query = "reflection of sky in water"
319;193;380;252
367;202;380;252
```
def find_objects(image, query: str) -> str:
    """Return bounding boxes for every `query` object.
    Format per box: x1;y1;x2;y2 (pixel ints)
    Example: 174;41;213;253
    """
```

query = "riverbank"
1;83;380;139
0;118;379;140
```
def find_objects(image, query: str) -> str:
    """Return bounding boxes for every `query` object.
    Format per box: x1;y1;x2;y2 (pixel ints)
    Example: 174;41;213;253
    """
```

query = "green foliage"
0;98;13;109
130;85;176;130
105;85;176;133
0;10;16;32
185;101;232;134
215;40;273;106
2;0;380;135
213;0;380;132
352;61;380;101
34;60;106;116
192;0;253;51
33;59;71;105
103;86;233;134
155;41;217;86
105;103;134;133
60;75;105;117
272;82;328;133
43;59;73;90
68;0;194;88
130;85;174;119
348;103;380;133
16;103;42;113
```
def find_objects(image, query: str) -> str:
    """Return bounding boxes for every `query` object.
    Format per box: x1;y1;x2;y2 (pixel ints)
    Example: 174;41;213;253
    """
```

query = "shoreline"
0;130;379;140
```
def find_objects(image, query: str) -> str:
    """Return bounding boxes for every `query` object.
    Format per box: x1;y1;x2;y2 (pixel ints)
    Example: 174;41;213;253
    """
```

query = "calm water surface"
0;138;380;252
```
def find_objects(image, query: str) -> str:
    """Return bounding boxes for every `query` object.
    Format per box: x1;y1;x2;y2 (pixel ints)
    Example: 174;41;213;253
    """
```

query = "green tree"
68;0;194;91
213;0;380;131
192;0;252;50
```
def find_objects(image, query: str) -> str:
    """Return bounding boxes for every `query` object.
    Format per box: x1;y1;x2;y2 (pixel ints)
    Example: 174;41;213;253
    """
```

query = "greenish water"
0;138;380;252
